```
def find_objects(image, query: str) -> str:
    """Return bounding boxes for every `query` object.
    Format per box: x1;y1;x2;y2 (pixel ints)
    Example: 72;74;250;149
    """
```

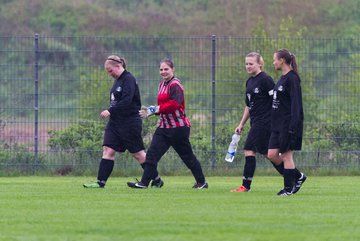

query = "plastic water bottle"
225;133;240;162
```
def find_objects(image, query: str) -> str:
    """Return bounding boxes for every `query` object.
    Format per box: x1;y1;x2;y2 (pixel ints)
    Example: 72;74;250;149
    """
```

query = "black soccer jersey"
245;71;274;128
107;70;141;125
271;70;304;136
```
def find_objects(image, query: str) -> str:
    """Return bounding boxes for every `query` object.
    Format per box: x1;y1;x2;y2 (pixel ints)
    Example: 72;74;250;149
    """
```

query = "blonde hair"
105;55;126;69
246;52;264;70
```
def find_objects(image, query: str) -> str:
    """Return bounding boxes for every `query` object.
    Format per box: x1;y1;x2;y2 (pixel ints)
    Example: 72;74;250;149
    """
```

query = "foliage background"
0;0;359;175
1;0;359;38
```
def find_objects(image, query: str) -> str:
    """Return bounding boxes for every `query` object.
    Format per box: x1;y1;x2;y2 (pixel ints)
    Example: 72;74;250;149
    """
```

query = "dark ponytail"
275;49;298;75
289;53;298;74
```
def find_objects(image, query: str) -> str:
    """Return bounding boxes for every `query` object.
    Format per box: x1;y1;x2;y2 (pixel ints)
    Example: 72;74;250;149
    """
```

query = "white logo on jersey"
116;87;122;92
278;85;283;91
254;88;259;93
272;91;279;109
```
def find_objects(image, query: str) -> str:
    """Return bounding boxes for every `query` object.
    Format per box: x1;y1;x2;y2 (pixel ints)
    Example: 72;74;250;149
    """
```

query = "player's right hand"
235;125;243;135
139;106;149;119
100;110;110;118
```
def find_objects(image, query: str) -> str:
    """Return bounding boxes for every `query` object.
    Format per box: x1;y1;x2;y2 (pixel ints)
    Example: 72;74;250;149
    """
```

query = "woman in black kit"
83;55;163;188
230;52;284;193
268;49;307;196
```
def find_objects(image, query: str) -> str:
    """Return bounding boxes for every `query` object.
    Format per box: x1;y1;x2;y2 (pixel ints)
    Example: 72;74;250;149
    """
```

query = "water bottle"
225;133;240;162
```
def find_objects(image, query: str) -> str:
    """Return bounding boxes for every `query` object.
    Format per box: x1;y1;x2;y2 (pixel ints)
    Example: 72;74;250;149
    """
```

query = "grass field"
0;176;359;241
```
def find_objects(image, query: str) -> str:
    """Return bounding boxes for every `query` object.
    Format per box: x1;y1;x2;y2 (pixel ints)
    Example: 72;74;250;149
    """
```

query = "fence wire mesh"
0;35;359;175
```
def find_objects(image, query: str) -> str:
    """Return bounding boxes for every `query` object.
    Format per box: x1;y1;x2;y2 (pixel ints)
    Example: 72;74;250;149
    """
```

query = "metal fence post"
211;35;216;169
34;33;39;174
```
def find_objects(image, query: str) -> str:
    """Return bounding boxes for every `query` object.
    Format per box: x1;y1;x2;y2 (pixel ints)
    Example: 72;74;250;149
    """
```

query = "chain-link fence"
0;35;359;175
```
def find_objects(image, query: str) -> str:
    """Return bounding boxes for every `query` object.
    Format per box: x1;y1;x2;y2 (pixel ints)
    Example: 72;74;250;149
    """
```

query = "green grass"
0;176;359;241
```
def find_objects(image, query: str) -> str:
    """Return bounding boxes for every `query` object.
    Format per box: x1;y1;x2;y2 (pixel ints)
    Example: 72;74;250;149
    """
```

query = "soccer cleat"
150;178;164;188
230;185;250;193
83;181;103;188
127;181;148;189
277;189;293;196
192;182;208;189
292;173;307;194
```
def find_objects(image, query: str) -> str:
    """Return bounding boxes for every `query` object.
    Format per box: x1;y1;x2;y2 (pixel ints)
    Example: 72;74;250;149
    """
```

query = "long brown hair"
275;49;298;74
159;58;174;69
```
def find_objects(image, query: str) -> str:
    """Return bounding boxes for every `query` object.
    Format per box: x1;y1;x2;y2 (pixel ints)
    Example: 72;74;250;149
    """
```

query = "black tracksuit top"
245;71;274;129
271;70;304;137
107;70;141;125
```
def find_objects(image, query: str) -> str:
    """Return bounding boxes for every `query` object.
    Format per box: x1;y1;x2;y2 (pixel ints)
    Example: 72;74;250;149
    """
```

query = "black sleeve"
289;75;303;134
265;76;275;93
169;84;184;104
245;80;250;107
245;94;250;107
108;75;136;114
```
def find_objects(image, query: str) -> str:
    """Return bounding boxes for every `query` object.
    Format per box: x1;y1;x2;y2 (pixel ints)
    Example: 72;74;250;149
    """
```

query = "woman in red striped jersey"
127;58;208;189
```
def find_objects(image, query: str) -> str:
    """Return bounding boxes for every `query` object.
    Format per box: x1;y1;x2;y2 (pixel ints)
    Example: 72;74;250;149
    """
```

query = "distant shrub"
0;143;46;174
48;120;104;154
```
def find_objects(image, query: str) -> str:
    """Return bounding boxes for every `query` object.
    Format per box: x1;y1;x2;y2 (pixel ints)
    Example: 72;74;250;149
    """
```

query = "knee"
102;146;116;159
244;150;255;156
267;151;278;162
280;152;293;163
131;150;146;163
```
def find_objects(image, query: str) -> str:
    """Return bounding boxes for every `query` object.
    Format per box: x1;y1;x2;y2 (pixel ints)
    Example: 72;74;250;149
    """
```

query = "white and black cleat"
127;181;148;189
192;182;209;189
292;173;307;194
277;188;293;196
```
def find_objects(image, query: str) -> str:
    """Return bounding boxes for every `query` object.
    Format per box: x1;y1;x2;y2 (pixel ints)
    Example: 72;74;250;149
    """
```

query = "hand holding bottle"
225;133;240;162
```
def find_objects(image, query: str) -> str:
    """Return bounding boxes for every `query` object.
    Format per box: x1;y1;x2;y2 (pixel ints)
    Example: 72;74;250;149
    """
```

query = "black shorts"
268;131;302;153
243;126;270;155
103;121;145;153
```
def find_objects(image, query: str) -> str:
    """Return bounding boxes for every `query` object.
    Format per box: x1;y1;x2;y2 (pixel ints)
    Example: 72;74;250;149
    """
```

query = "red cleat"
230;185;250;193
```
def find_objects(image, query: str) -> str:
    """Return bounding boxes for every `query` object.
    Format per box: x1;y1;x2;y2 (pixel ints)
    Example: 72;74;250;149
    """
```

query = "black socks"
271;162;302;179
242;156;256;189
97;158;114;187
272;162;284;175
294;168;302;179
283;169;296;192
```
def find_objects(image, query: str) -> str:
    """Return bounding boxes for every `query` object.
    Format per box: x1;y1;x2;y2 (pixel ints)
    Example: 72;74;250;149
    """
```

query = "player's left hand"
139;105;159;119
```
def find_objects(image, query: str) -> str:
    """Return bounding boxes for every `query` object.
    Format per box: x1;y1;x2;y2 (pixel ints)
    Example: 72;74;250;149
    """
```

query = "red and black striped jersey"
157;77;191;128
